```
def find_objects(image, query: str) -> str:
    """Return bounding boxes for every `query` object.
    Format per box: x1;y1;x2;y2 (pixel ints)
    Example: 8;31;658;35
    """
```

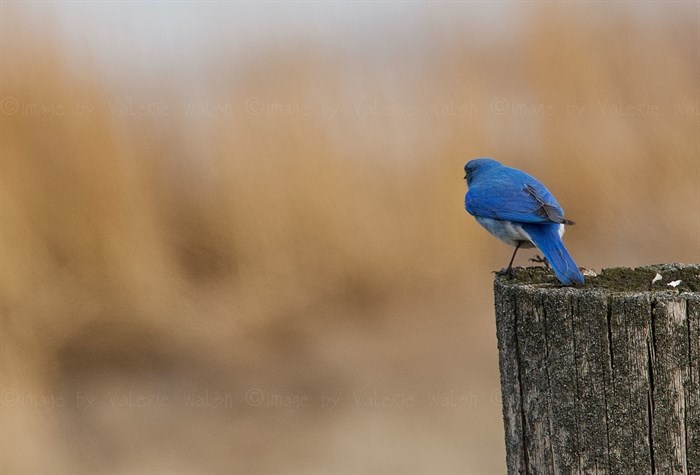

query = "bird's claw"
530;254;550;269
496;267;516;279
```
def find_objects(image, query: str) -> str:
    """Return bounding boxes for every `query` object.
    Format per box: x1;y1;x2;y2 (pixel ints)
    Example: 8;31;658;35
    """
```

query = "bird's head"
464;157;501;186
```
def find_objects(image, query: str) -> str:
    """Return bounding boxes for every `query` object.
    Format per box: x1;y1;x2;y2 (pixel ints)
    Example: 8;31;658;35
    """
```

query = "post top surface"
495;263;700;294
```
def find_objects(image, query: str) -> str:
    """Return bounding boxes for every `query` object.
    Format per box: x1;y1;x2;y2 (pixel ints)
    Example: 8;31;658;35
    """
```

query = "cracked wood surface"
494;264;700;475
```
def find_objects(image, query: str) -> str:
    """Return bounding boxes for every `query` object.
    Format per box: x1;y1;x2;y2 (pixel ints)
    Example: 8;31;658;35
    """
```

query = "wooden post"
494;263;700;474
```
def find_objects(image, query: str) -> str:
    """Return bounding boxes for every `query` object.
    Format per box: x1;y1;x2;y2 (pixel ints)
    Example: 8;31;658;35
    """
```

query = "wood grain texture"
494;264;700;475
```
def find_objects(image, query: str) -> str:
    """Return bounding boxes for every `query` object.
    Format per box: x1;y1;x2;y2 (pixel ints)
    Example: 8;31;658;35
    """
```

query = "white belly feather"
475;216;564;248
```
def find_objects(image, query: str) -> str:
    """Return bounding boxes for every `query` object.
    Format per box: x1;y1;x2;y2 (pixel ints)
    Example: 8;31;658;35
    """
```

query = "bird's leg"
530;254;550;269
499;241;522;278
507;242;521;270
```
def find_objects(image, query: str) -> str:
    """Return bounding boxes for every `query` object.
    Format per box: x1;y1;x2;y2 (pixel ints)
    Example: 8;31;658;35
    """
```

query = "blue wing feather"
465;167;566;223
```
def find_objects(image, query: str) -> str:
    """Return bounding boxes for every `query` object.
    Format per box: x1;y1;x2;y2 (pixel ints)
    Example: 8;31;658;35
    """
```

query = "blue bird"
464;158;584;285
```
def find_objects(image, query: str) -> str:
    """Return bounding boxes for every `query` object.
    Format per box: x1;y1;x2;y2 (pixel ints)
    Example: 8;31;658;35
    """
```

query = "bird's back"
465;162;567;224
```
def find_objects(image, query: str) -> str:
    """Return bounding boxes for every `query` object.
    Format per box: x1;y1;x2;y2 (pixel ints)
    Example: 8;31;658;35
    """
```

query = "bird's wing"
465;172;568;224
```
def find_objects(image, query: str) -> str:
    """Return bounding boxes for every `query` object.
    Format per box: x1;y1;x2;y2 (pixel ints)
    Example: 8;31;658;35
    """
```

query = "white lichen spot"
582;268;597;277
651;273;662;285
667;280;682;288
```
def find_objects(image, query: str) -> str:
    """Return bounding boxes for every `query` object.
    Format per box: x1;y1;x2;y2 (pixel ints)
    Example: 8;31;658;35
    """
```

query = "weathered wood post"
494;263;699;474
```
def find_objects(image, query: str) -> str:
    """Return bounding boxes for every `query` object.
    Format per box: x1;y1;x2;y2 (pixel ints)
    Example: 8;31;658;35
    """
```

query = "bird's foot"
530;254;550;269
496;266;516;279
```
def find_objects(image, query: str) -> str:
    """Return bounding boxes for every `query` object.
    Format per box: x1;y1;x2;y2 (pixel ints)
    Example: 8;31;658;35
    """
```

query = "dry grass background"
1;3;699;473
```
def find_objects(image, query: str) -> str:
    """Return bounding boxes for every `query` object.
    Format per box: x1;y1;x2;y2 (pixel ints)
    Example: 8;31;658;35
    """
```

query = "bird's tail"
522;223;585;285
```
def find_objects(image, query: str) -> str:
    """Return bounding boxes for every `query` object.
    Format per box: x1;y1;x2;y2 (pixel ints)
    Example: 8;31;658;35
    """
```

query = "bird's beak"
463;174;467;179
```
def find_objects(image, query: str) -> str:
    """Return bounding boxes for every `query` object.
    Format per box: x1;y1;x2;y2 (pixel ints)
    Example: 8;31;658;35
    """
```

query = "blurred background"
1;2;698;473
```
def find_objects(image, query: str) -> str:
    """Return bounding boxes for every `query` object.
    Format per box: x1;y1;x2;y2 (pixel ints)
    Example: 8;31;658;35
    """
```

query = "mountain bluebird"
464;158;584;285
